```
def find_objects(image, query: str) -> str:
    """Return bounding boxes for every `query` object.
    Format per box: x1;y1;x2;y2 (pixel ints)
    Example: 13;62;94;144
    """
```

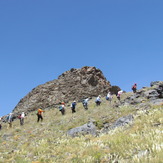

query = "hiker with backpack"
106;91;112;104
117;90;123;101
59;102;65;115
37;108;45;122
18;112;25;125
71;101;77;113
132;83;137;93
82;98;89;110
95;95;101;106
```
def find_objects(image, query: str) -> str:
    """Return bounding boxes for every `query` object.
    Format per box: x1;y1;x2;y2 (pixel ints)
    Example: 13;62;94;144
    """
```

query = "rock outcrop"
67;121;97;137
13;66;113;115
123;81;163;106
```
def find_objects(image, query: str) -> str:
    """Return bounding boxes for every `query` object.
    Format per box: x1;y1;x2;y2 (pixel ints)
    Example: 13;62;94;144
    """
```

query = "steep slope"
13;66;115;115
0;90;162;163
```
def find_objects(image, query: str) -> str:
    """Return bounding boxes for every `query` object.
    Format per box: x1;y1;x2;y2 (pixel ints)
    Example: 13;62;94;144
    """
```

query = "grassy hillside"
0;94;163;163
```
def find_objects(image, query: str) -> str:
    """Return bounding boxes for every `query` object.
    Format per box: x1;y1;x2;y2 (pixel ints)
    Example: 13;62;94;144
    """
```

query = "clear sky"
0;0;163;116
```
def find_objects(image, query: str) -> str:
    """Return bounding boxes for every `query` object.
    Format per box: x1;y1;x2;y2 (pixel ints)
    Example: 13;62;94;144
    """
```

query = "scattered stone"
67;121;96;137
110;115;134;129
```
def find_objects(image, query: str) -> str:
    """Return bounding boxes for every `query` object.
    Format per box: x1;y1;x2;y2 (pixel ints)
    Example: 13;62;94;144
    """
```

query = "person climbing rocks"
106;91;112;103
71;101;77;113
82;98;89;110
95;95;101;106
117;90;123;101
37;108;45;122
59;102;65;115
132;83;137;93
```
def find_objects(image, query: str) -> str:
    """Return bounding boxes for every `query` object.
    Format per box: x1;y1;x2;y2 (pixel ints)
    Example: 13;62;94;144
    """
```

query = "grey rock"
143;90;159;99
110;115;134;129
150;81;160;87
149;99;163;106
67;121;96;137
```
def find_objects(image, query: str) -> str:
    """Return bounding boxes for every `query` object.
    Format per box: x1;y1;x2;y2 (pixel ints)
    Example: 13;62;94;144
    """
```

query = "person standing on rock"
132;83;137;93
37;108;45;122
59;102;65;115
71;101;77;113
82;98;89;110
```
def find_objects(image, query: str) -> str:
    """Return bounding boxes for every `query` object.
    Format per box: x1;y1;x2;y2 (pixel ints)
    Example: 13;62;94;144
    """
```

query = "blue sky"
0;0;163;116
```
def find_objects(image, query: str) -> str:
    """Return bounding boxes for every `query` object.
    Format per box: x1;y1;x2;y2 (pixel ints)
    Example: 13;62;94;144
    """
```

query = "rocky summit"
12;66;115;115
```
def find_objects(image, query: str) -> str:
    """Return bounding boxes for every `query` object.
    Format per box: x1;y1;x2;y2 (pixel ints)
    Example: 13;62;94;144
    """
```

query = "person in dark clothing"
71;101;77;113
37;108;45;122
132;83;137;93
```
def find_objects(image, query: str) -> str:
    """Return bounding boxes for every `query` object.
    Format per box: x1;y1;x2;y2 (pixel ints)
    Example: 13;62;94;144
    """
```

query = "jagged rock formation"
13;66;113;115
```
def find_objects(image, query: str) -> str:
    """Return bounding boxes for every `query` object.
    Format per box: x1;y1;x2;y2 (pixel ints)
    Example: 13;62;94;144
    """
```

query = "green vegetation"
0;95;163;163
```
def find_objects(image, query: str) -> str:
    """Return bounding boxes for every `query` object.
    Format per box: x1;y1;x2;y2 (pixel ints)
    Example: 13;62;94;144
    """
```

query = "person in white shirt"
20;112;25;125
82;98;89;110
117;90;123;101
95;95;101;106
106;92;112;103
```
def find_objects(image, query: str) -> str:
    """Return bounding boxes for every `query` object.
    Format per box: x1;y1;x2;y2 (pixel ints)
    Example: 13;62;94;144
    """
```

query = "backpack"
59;106;63;111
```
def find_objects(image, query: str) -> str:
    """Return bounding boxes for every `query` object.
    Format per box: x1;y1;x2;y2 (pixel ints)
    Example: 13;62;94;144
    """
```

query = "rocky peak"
12;66;112;115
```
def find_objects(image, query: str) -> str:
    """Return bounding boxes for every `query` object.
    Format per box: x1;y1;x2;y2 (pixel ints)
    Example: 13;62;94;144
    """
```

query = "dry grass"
0;95;163;163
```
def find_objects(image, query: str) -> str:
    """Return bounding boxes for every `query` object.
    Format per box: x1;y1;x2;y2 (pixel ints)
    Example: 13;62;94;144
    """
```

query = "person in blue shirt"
71;101;77;113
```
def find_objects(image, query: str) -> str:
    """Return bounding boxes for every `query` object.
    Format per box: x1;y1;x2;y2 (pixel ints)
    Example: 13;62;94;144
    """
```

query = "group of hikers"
0;83;137;129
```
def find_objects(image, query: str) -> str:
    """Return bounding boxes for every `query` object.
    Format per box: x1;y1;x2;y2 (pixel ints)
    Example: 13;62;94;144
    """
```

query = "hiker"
7;113;13;128
132;83;137;93
106;91;112;103
37;108;45;122
19;112;25;125
117;90;123;101
95;95;101;106
82;98;89;110
59;102;65;115
71;101;77;113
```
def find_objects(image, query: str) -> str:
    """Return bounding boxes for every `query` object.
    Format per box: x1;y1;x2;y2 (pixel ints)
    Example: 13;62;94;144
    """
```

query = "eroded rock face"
13;66;112;115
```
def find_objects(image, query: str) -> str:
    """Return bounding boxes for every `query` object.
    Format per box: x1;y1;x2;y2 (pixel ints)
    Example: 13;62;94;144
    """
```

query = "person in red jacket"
132;83;137;93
